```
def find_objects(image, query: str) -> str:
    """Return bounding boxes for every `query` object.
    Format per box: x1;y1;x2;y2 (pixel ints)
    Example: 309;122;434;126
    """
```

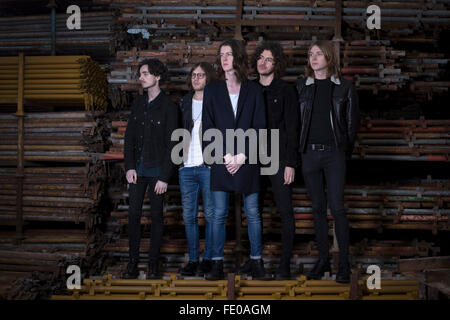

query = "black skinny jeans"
300;148;349;263
260;165;295;265
127;176;164;261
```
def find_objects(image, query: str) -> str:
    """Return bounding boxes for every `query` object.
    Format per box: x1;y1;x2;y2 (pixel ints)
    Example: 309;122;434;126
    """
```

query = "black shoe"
147;259;161;279
305;257;331;280
198;259;212;275
205;260;224;280
251;259;268;280
179;261;199;276
274;260;291;280
122;258;139;279
335;261;351;283
236;259;252;275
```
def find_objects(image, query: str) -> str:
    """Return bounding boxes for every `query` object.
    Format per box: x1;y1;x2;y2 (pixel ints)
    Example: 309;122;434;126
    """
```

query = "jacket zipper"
329;109;339;147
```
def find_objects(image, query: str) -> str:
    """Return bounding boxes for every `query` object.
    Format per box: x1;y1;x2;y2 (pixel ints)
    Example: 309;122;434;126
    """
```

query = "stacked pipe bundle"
0;12;113;61
354;118;450;161
341;40;408;93
0;111;105;162
0;56;108;111
255;181;450;235
0;109;109;299
0;228;95;299
403;52;450;100
0;164;105;226
52;273;419;300
99;0;449;41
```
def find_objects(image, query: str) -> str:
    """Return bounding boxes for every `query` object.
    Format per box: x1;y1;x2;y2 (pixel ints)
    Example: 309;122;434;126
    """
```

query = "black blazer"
124;91;179;183
202;80;266;194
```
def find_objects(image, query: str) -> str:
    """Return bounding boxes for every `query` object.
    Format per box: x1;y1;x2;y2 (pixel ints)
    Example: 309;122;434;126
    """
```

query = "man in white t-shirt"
178;62;216;276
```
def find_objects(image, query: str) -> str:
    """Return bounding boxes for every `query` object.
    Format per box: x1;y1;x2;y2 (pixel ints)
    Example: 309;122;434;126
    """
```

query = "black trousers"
300;148;349;263
260;165;295;265
128;176;164;261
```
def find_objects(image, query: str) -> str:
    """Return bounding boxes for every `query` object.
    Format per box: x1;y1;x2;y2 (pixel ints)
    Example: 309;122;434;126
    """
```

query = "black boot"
305;257;331;280
205;260;224;280
251;259;268;280
147;259;161;279
198;259;212;276
274;258;291;280
122;258;139;279
336;260;351;283
236;259;252;276
179;261;198;276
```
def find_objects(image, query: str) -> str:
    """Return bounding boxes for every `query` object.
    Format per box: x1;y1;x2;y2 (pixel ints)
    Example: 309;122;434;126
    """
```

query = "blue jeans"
179;166;214;262
211;191;262;260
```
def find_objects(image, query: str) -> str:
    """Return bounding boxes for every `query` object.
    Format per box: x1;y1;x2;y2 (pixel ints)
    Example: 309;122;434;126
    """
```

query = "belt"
181;163;211;168
307;144;334;151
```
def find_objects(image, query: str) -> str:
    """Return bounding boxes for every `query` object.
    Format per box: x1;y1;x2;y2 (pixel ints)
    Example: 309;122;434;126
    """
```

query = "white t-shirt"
229;93;239;117
184;98;204;167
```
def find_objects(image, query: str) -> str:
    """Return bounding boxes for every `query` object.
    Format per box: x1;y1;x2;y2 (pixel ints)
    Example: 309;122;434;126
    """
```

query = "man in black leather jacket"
296;41;360;283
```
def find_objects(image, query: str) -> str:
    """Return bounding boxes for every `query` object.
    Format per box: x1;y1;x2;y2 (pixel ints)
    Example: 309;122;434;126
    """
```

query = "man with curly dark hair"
122;58;179;279
252;41;299;280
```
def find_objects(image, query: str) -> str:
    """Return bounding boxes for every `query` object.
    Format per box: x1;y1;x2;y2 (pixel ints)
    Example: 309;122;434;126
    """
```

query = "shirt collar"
305;75;341;86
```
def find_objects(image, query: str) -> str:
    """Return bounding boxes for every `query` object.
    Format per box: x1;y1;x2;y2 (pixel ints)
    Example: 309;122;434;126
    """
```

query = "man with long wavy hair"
296;41;360;283
202;39;267;280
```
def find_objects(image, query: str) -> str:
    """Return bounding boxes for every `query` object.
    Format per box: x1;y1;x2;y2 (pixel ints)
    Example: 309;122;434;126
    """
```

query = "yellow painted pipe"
0;145;86;151
0;85;81;89
238;280;300;287
303;280;350;287
294;287;350;294
362;294;418;300
83;278;167;286
237;295;347;300
1;90;82;95
363;286;418;294
237;287;289;294
24;56;90;64
52;294;228;300
171;280;228;287
26;64;81;69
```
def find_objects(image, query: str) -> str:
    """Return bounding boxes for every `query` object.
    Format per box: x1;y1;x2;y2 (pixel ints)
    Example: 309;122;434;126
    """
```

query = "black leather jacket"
296;76;360;154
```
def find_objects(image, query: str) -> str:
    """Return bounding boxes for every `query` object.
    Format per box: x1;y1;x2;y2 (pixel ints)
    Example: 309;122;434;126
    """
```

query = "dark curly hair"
216;39;248;83
251;41;287;78
187;62;217;90
137;58;169;84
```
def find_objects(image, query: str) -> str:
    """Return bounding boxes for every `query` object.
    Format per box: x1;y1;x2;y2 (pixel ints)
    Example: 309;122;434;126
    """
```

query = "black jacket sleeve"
346;82;360;154
158;100;179;183
283;83;300;168
201;83;215;159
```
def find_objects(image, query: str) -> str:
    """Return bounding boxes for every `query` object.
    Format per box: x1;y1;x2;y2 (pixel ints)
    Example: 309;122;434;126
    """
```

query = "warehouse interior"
0;0;449;300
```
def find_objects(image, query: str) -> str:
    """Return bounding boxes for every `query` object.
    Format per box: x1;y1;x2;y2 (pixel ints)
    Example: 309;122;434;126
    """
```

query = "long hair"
216;39;248;83
305;40;341;79
187;62;216;90
251;41;287;78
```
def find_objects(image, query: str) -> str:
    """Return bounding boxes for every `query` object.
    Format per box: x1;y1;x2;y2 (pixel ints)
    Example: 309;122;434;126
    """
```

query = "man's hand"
284;166;295;185
224;153;246;175
126;169;137;184
154;180;168;195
